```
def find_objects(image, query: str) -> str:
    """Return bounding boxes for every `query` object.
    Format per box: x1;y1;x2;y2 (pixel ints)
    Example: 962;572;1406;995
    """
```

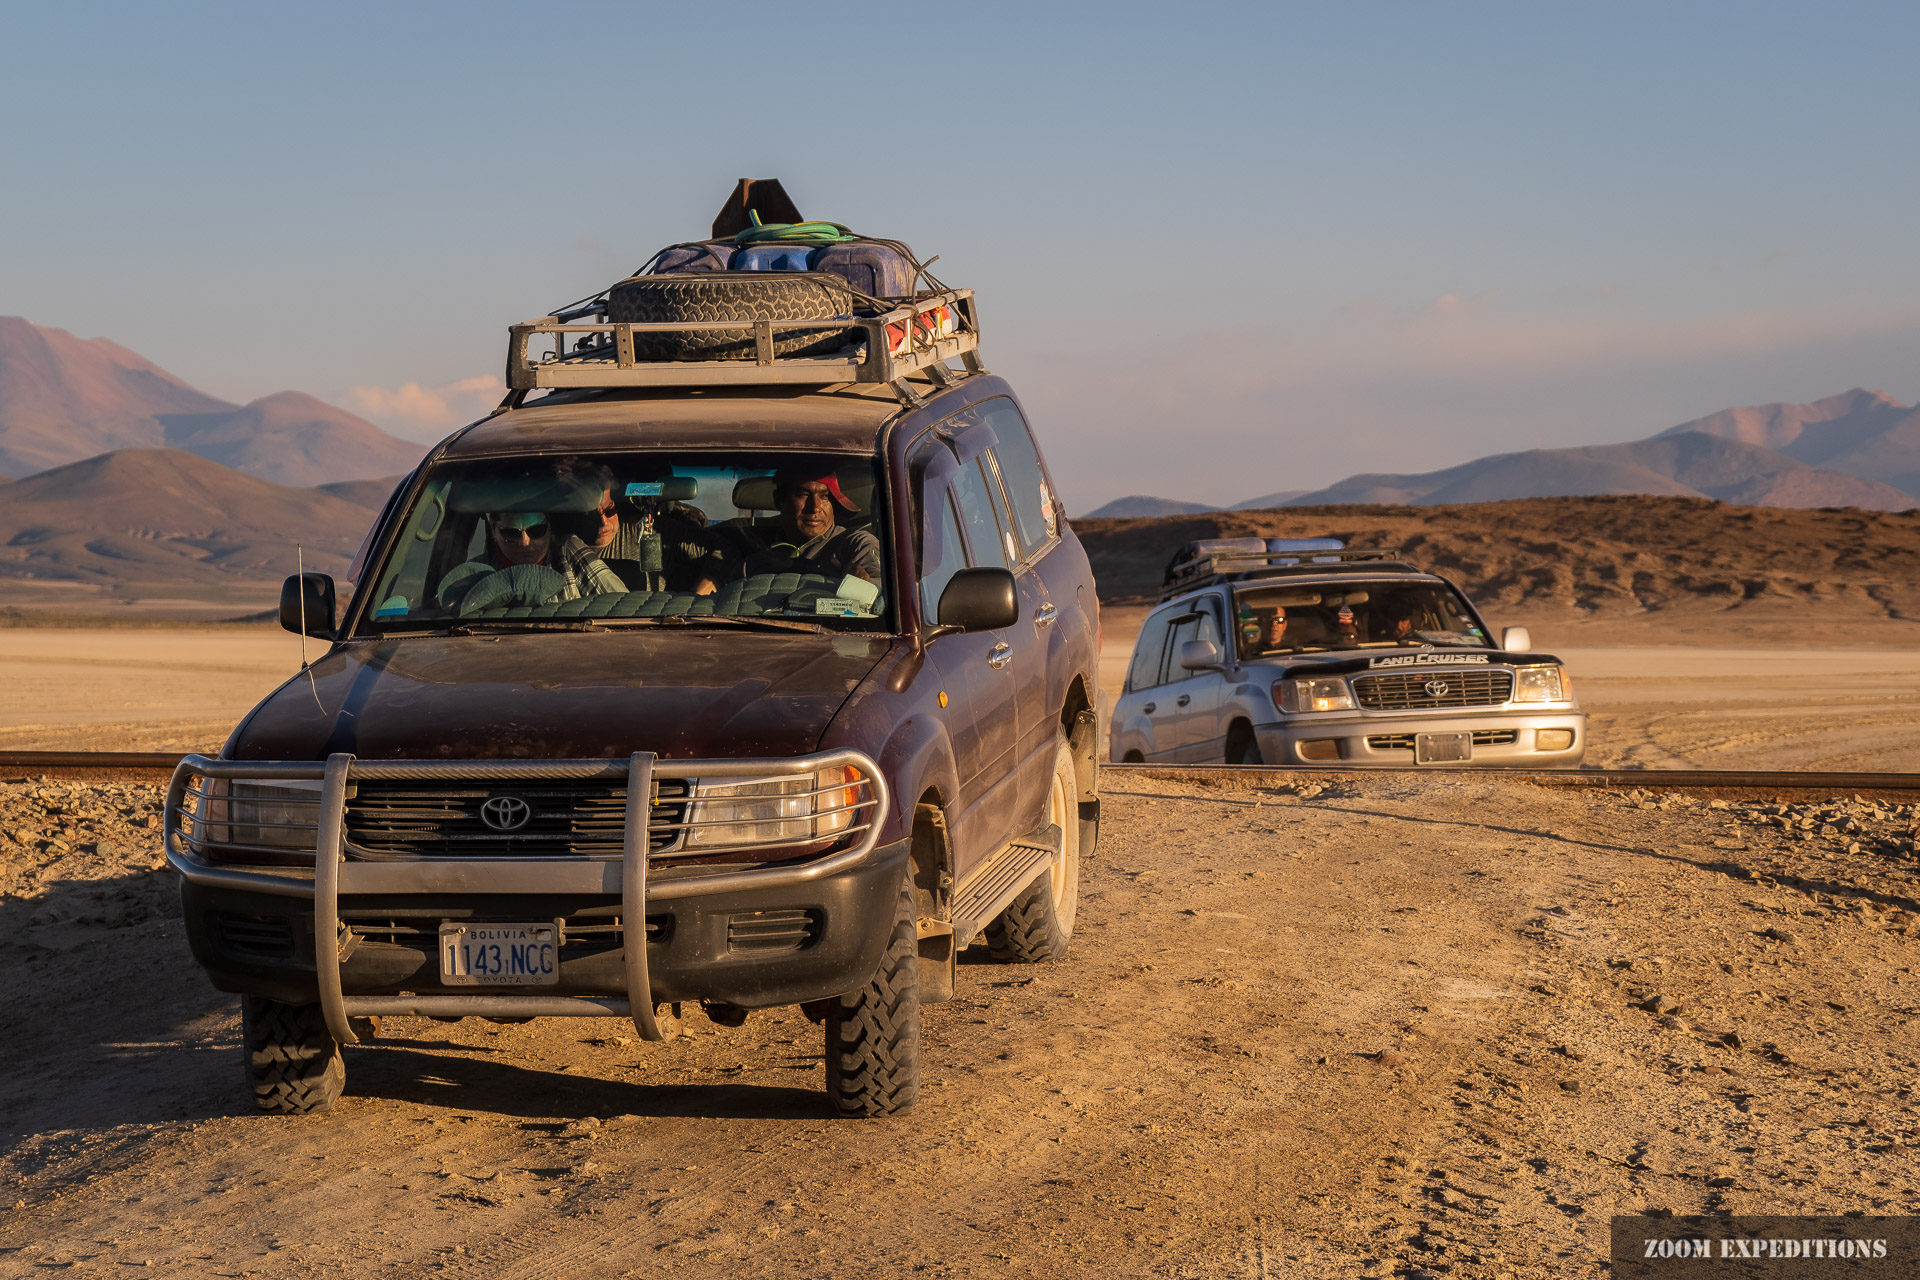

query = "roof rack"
1159;539;1412;600
504;289;983;410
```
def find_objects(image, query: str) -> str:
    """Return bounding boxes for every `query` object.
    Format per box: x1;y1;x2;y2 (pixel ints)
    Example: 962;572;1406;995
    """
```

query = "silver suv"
1109;541;1585;768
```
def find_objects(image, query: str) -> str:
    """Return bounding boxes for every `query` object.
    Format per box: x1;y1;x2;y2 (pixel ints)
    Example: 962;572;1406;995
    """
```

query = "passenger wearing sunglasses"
436;507;625;610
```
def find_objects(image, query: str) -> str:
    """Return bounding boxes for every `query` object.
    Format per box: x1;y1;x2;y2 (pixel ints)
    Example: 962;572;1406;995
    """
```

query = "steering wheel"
457;564;569;616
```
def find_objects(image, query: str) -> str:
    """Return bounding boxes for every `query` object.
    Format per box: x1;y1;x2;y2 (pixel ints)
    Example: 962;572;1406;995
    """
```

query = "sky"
3;1;1917;511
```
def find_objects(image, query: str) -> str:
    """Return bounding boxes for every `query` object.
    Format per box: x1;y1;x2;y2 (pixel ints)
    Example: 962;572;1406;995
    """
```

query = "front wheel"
241;997;344;1114
824;875;920;1117
985;738;1081;963
1225;721;1263;765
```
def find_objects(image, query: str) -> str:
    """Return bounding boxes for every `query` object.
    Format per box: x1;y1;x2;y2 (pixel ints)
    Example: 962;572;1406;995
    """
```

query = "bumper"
165;750;894;1043
1253;710;1586;768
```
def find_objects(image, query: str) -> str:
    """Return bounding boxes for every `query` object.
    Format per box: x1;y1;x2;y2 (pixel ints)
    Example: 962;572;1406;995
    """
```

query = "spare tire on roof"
606;272;859;362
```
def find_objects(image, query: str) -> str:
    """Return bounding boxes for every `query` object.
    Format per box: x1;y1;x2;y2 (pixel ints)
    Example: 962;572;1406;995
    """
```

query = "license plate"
1416;732;1473;764
438;922;560;985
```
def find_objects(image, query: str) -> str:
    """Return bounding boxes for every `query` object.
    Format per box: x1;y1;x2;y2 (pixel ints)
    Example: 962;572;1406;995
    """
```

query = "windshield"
353;451;891;635
1233;580;1490;656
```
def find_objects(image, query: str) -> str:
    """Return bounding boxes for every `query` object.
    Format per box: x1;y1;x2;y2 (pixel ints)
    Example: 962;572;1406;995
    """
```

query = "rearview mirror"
932;568;1018;635
280;573;337;640
1179;639;1224;671
1501;625;1532;652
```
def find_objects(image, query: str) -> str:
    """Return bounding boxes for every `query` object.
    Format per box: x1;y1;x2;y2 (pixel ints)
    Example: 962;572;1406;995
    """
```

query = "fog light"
1297;739;1341;762
1536;728;1575;751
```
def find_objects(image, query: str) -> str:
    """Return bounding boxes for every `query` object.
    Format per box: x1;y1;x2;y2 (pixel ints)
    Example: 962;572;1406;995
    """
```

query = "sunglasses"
492;519;550;541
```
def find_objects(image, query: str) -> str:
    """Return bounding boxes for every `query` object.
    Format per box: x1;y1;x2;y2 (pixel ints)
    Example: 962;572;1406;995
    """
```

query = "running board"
951;823;1060;947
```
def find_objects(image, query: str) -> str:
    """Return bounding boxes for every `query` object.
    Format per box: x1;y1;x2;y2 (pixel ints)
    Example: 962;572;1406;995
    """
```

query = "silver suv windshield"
354;451;890;635
1233;580;1489;656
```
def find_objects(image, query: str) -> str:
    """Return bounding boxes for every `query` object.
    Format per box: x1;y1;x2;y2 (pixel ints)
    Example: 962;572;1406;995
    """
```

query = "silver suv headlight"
1513;665;1567;703
1275;676;1354;714
684;766;864;848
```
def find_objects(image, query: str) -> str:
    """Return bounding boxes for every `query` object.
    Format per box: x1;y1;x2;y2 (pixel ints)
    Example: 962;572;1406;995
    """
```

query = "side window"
1128;612;1174;692
950;456;1011;571
919;494;967;622
977;400;1058;556
1161;614;1202;684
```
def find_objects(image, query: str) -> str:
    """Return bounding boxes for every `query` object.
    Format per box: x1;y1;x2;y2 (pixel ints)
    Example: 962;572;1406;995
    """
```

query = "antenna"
296;544;325;715
296;544;309;670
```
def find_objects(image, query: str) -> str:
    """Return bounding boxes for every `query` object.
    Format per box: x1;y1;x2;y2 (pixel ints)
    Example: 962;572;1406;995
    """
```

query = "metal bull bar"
164;750;890;1048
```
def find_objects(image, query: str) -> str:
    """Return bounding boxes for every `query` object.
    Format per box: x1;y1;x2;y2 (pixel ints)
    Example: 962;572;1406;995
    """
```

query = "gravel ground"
1;771;1916;1278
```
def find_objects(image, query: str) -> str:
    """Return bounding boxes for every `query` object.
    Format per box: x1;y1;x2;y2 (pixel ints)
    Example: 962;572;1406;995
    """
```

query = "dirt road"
3;771;1917;1278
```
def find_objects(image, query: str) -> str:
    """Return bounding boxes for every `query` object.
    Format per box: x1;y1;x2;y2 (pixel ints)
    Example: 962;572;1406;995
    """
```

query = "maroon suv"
166;376;1100;1118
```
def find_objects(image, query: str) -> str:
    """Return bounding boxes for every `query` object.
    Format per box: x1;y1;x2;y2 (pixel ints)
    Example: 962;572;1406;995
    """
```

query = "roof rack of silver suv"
1159;541;1411;600
502;289;984;411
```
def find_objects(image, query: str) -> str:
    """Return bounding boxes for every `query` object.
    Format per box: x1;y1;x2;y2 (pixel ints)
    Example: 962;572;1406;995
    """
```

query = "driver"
437;509;625;609
1377;599;1417;643
1239;606;1291;656
713;466;881;590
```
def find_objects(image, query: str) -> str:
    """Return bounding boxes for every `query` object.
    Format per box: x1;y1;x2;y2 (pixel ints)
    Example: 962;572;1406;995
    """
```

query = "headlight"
685;767;865;848
189;778;321;854
1513;665;1566;703
1275;677;1354;714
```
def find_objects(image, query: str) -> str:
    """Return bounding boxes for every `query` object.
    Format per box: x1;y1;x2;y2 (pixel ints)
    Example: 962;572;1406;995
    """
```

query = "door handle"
987;642;1012;670
1143;702;1156;714
1033;603;1058;628
1176;693;1191;707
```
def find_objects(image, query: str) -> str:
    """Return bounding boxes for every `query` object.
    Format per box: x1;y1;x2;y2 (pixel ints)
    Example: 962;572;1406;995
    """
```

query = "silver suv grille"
344;778;691;859
1352;670;1513;711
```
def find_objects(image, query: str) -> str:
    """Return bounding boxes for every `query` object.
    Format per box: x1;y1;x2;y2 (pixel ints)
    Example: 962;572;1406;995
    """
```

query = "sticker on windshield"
624;482;665;497
1369;652;1490;668
814;597;870;616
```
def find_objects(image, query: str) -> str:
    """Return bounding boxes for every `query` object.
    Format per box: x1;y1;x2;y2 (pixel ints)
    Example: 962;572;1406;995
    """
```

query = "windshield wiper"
604;614;832;635
440;619;612;635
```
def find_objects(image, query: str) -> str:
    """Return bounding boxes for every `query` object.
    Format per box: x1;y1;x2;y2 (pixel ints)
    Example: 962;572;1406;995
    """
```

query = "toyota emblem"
1424;679;1451;698
480;795;533;831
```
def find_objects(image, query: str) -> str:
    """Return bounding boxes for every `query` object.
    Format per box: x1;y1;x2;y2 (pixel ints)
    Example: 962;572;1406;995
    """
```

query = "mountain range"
0;316;424;484
1083;390;1920;517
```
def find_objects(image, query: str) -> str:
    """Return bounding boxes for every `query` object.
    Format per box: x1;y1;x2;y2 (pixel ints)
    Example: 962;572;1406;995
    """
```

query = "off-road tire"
824;876;920;1117
985;739;1081;963
607;272;858;362
1226;721;1263;765
241;996;344;1115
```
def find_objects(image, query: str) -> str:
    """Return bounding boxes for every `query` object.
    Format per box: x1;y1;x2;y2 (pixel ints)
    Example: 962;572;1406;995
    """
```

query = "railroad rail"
5;750;1919;796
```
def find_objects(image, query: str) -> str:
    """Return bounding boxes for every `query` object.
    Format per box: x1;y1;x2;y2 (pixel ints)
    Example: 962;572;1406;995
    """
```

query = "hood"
227;630;894;762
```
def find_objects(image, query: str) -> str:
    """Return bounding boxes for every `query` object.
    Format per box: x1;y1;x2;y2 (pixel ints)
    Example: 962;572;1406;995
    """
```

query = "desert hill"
1074;496;1920;640
0;317;424;483
153;391;424;487
1084;489;1310;519
0;317;232;475
0;449;375;612
1277;432;1912;510
1659;388;1920;498
1086;389;1920;516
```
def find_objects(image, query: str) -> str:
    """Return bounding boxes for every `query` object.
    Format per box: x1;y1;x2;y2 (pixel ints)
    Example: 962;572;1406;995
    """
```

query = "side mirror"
1179;639;1224;671
280;573;337;639
1500;625;1532;653
931;567;1018;636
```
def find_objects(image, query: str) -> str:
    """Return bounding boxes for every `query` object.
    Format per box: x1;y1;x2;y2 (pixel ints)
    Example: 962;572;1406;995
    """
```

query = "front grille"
727;909;819;954
343;914;673;952
1352;670;1513;711
217;914;295;959
1367;729;1520;751
344;778;690;860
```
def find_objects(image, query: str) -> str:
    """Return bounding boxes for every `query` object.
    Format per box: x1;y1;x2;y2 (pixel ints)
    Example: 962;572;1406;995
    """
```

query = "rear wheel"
1226;721;1263;765
241;997;344;1115
985;739;1081;963
824;875;920;1117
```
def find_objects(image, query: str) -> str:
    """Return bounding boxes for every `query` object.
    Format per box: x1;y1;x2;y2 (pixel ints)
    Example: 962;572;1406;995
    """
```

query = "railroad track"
4;750;1918;795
